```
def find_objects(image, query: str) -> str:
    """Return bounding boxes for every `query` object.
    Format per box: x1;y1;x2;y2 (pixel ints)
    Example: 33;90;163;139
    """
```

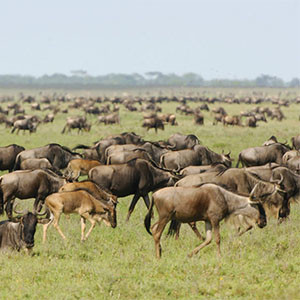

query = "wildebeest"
106;149;154;165
167;133;199;150
160;145;232;171
194;113;204;125
0;169;67;217
179;163;228;177
291;135;300;150
61;116;91;134
236;143;290;167
0;209;49;252
14;143;81;171
144;184;266;258
43;190;117;242
175;168;290;220
58;180;118;204
0;144;25;172
11;119;38;134
64;159;102;181
98;113;120;125
142;117;164;133
20;158;53;171
223;115;242;126
89;158;177;221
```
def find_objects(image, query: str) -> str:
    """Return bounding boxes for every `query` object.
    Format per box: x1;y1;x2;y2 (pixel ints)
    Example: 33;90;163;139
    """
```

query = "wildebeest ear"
37;218;50;224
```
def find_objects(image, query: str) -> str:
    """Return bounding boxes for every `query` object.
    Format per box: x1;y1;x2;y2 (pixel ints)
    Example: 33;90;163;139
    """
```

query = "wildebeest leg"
82;214;97;240
152;217;169;259
53;212;66;240
80;217;86;241
188;222;204;240
5;198;14;219
42;213;54;243
142;194;150;209
126;193;140;222
213;222;221;257
189;221;212;257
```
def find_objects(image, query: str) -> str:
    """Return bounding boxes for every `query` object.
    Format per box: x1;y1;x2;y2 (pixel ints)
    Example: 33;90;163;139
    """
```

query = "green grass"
0;87;299;299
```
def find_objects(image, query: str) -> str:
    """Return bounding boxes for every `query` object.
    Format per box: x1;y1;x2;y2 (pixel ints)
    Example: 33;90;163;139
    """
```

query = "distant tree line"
0;72;298;88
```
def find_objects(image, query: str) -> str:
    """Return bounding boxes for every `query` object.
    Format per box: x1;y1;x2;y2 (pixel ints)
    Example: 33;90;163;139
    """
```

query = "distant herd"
0;129;299;258
0;93;299;135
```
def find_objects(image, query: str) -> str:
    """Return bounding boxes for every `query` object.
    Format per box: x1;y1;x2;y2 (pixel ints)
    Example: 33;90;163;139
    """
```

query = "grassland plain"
0;87;299;300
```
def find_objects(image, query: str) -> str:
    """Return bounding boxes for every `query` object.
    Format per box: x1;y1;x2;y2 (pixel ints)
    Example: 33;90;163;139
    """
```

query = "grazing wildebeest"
223;115;242;126
167;133;199;150
245;116;257;128
144;184;266;258
0;169;67;217
89;158;177;221
43;190;117;242
291;135;300;150
14;143;81;171
61;116;91;134
0;144;25;172
194;113;204;125
106;149;154;165
236;143;290;167
142;117;164;133
64;159;102;181
0;209;49;252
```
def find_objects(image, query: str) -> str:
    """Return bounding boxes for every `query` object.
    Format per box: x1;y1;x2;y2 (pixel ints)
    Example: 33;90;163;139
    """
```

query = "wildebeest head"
11;210;49;249
96;200;117;228
249;176;289;220
221;151;234;167
249;202;267;228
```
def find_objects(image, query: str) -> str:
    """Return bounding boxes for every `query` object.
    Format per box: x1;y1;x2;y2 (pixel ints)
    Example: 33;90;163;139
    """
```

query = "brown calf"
65;159;101;181
43;190;117;242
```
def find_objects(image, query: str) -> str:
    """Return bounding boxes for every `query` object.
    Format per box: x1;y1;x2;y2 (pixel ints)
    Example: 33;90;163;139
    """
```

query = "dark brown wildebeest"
212;106;227;116
61;116;91;134
167;133;199;150
142;117;164;133
213;113;225;125
144;184;266;258
245;116;257;128
236;143;291;167
160;145;232;171
11;119;38;134
14;143;81;171
285;156;300;174
43;190;117;242
0;169;67;217
64;159;102;181
291;135;300;150
175;168;290;220
194;112;204;125
0;144;25;172
0;209;49;253
43;113;55;123
95;132;143;163
88;158;177;221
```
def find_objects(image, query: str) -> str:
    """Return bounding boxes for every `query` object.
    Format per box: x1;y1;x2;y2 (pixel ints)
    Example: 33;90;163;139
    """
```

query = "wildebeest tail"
144;195;155;235
167;220;180;237
13;154;21;171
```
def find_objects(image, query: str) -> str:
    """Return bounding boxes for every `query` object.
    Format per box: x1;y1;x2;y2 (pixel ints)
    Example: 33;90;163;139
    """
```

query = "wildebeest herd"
0;127;299;258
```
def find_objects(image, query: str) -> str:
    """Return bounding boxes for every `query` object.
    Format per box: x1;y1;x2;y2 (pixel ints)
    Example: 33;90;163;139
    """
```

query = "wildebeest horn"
35;207;48;216
271;173;284;186
13;204;28;215
226;151;231;156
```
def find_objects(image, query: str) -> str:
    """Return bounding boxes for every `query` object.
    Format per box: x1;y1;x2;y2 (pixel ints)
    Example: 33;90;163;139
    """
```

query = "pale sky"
0;0;299;80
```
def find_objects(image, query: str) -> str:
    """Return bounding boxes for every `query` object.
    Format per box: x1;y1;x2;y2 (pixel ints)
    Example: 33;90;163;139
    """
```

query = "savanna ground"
0;87;299;299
